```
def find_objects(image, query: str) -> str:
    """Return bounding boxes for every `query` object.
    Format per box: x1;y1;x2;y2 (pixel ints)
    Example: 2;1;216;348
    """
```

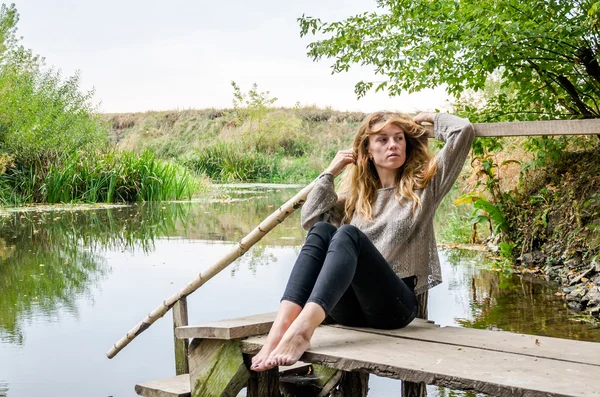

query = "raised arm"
300;149;354;230
420;113;475;202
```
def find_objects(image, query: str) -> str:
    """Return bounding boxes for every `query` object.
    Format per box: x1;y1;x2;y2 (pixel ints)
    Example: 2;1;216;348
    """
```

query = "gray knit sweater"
300;113;475;295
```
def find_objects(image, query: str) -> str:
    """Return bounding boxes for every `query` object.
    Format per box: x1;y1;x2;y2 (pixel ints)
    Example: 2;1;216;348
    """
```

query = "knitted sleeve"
430;113;475;202
300;173;345;230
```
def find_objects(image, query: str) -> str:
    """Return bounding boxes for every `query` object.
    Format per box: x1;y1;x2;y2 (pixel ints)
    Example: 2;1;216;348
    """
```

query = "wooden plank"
241;326;600;397
173;298;189;375
176;312;436;340
333;321;600;367
279;361;311;376
176;313;276;340
423;118;600;138
135;374;190;397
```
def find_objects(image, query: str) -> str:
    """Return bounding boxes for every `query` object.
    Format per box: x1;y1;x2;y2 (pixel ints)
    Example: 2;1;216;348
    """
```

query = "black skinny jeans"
281;221;418;329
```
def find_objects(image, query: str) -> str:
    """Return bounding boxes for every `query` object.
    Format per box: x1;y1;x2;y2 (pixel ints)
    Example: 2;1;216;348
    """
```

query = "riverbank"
104;107;366;183
507;147;600;320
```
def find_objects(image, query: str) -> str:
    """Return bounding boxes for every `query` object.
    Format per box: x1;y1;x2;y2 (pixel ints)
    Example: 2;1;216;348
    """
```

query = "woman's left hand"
413;112;436;125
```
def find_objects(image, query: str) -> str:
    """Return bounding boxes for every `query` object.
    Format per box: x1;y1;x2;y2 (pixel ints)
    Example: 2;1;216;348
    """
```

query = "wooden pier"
135;311;600;397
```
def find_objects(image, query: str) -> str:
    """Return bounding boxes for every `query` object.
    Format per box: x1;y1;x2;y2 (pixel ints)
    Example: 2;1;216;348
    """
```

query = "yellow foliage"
0;154;14;175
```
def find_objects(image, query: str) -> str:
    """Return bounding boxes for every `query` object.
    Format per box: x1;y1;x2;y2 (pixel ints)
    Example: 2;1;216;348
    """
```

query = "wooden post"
401;291;428;397
338;372;369;396
173;298;189;375
246;367;280;397
188;338;249;397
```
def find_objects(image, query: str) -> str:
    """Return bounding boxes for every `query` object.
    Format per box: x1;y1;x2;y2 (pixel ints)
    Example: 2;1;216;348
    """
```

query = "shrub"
183;142;280;182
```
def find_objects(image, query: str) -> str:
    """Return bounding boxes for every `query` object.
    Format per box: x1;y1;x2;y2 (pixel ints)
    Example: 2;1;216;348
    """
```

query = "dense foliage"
0;4;106;162
299;0;600;121
0;4;196;204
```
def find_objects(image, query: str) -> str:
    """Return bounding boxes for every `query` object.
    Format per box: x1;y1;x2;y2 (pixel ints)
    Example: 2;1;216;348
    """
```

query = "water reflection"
0;185;598;397
0;187;304;345
0;214;106;345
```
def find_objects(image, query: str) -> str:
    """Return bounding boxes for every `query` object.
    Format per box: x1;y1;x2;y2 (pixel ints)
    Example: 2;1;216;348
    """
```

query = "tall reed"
42;151;197;203
0;150;198;205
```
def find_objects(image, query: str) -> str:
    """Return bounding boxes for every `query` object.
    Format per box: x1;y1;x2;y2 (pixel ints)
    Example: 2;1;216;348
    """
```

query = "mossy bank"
505;148;600;319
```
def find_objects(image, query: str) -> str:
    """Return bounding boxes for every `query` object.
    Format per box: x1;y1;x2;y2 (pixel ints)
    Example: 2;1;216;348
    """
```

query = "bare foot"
264;302;325;367
250;331;284;371
251;301;302;371
265;327;312;368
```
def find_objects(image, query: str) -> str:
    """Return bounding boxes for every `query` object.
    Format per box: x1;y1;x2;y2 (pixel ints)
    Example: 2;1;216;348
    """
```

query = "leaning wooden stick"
107;118;600;359
106;181;315;359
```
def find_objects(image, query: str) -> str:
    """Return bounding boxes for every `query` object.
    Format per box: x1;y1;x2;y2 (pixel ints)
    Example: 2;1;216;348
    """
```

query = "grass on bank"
106;107;366;183
0;151;203;206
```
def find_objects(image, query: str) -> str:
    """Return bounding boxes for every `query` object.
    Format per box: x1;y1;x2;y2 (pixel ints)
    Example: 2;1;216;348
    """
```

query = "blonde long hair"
339;112;438;223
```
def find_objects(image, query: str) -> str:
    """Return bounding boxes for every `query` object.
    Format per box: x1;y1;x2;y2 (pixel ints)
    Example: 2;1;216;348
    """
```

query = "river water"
0;185;598;397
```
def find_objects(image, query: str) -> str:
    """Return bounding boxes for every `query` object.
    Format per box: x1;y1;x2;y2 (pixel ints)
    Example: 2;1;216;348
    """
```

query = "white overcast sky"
9;0;449;113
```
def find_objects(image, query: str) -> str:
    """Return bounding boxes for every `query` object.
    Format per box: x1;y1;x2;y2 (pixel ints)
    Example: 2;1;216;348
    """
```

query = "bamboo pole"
106;118;600;359
106;181;315;359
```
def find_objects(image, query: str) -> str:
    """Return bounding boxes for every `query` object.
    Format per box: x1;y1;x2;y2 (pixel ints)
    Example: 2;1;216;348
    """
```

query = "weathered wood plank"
241;326;600;397
423;118;600;138
173;298;189;375
334;321;600;367
279;361;312;376
188;339;249;397
176;312;436;340
135;374;190;397
176;313;276;340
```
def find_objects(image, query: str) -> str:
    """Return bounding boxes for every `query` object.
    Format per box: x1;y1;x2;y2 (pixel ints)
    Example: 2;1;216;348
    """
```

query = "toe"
282;357;294;366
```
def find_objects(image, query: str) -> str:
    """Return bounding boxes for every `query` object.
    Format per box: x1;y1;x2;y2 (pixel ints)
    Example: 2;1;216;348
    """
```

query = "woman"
251;111;474;371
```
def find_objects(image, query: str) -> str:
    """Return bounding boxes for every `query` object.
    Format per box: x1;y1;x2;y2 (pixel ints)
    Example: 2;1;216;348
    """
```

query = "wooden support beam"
401;291;428;397
424;118;600;138
173;298;189;375
188;339;249;397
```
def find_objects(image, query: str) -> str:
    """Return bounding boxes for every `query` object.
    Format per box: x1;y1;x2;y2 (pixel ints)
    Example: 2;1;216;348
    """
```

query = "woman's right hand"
324;149;356;177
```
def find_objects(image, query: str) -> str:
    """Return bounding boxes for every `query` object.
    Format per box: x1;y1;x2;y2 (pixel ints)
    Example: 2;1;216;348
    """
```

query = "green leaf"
455;191;488;206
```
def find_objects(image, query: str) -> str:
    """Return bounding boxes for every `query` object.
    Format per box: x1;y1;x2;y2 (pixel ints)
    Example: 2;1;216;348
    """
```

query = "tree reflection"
0;203;192;344
0;186;307;344
443;250;600;342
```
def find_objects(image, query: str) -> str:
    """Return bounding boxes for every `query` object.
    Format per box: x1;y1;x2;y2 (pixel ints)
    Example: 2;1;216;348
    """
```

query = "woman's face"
367;122;407;171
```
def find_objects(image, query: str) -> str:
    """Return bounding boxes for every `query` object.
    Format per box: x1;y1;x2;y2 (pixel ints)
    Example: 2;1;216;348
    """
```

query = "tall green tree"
0;3;107;164
299;0;600;122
